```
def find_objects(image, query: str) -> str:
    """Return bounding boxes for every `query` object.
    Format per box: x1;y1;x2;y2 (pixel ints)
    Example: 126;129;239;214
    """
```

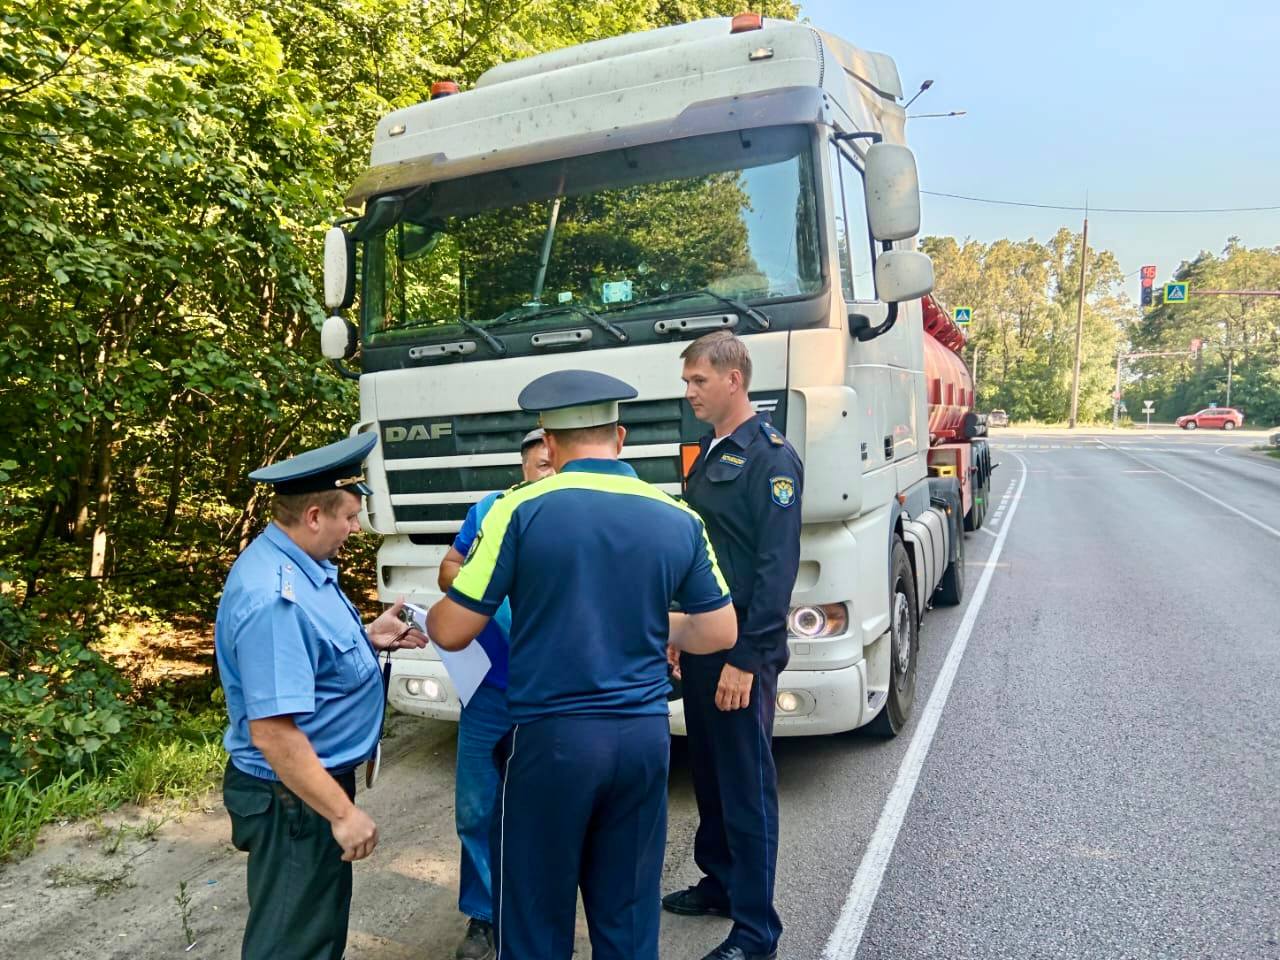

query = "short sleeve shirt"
452;491;512;690
215;524;383;779
448;458;730;724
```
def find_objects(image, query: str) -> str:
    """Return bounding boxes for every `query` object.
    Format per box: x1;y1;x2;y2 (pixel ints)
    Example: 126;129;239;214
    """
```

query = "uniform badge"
719;453;746;467
769;475;796;507
463;531;482;564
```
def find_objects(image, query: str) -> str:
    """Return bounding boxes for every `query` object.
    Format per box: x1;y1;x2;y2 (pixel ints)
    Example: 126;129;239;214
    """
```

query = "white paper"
405;602;492;708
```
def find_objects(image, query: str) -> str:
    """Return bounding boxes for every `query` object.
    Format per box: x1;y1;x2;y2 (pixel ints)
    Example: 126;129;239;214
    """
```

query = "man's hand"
715;663;753;711
667;643;682;680
367;596;429;652
332;806;379;862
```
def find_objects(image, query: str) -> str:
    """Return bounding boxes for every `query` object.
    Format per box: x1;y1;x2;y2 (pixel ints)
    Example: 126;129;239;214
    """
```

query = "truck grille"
381;398;692;526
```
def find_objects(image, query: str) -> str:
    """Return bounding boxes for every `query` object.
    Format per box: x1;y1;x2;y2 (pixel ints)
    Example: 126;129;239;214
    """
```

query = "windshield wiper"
608;288;771;330
487;302;628;343
456;317;506;355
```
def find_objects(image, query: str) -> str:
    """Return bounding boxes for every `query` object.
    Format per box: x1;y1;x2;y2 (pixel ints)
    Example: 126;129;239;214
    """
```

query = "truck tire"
964;443;989;532
934;521;965;607
868;537;918;738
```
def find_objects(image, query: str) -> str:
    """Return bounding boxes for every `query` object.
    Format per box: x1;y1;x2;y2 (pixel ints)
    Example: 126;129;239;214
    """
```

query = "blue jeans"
456;683;511;922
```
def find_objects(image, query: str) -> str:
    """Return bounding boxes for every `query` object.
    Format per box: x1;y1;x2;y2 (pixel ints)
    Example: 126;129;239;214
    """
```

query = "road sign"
1165;282;1189;303
1142;400;1154;413
954;307;972;325
1112;390;1123;400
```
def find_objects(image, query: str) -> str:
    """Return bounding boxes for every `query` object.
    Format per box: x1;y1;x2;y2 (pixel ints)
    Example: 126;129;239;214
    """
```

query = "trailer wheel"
934;521;965;607
869;537;918;738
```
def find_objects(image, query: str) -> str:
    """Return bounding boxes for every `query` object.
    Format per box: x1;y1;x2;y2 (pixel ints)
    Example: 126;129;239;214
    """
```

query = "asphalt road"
785;428;1279;960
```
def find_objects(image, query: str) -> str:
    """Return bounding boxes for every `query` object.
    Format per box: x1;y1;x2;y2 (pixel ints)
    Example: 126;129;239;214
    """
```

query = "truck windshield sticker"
601;280;633;304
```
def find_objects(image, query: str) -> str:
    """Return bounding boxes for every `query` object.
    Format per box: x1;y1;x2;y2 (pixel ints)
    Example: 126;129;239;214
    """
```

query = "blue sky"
799;0;1280;296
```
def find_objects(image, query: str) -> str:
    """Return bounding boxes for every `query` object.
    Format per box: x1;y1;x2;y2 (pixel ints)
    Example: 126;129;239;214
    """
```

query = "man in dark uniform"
216;433;427;960
663;331;803;960
427;370;738;960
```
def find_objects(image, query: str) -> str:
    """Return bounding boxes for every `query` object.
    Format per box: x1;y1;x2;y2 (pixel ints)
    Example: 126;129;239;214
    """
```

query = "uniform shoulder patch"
278;565;298;603
760;421;785;446
769;475;797;508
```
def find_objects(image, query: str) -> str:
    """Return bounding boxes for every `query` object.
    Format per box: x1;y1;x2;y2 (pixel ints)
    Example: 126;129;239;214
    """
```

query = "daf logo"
384;422;454;443
751;398;779;414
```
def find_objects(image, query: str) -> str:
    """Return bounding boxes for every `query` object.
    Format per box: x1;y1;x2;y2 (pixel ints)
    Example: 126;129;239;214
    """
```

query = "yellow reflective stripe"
449;470;729;603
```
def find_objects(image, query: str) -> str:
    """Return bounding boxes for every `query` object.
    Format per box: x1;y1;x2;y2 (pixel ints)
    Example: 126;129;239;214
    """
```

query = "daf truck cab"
321;14;968;736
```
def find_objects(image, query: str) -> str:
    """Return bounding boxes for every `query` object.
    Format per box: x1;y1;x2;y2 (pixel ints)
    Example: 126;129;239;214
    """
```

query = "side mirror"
323;227;355;311
864;144;922;241
874;250;934;302
321;315;357;360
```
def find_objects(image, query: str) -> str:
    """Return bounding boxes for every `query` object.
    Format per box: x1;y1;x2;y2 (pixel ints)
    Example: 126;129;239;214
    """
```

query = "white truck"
320;14;983;737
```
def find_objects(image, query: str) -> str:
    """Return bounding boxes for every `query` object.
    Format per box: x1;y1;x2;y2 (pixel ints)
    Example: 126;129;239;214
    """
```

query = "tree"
922;230;1130;422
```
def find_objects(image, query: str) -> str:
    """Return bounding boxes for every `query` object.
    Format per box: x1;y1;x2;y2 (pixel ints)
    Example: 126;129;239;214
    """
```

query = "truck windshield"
358;125;821;347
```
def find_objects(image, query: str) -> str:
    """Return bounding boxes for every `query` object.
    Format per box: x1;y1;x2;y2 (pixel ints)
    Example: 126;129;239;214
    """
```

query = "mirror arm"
329;359;361;381
851;300;898;342
833;131;884;145
852;241;903;342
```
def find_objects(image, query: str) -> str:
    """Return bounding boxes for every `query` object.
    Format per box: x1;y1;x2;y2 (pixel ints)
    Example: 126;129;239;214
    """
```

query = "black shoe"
700;942;777;960
662;884;731;917
455;918;495;960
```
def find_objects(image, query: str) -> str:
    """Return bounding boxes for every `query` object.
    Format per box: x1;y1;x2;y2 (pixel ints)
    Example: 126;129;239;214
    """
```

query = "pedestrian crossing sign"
954;307;972;325
1164;282;1189;303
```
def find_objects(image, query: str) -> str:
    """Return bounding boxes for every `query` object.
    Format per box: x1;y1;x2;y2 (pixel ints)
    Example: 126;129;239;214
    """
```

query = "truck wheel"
934;523;965;607
868;538;918;738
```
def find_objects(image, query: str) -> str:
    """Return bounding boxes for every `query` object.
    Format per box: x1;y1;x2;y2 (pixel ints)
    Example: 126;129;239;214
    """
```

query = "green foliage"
924;229;1130;422
0;595;173;782
1129;239;1280;426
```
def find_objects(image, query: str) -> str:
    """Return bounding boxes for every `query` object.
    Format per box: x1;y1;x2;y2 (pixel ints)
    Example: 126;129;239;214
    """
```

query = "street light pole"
1068;214;1089;428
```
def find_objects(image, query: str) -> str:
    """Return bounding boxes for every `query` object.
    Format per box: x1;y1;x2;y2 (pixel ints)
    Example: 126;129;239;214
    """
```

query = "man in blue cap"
426;370;738;960
436;427;554;960
216;433;428;960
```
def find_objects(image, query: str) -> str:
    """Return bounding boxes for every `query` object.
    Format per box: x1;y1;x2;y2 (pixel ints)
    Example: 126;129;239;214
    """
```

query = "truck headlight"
404;677;445;701
787;603;849;639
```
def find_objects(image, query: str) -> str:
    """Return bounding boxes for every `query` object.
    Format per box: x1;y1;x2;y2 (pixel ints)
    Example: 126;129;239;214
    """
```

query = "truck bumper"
389;654;868;736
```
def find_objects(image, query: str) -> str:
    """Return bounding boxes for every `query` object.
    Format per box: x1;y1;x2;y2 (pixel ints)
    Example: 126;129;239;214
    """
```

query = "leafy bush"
0;596;173;784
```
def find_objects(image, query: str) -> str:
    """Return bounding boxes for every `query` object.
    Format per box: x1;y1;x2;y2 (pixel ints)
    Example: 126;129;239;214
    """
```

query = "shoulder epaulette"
760;420;786;446
278;563;298;603
500;478;535;499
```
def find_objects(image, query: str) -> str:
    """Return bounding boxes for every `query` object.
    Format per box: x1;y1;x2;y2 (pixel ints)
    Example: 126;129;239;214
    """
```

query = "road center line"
821;453;1029;960
1096;440;1280;541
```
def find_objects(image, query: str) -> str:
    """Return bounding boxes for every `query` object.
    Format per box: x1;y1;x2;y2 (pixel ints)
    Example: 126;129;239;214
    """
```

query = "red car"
1176;407;1244;430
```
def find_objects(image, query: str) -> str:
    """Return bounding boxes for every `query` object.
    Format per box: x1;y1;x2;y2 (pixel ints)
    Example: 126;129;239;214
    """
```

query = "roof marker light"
730;12;764;33
431;81;460;99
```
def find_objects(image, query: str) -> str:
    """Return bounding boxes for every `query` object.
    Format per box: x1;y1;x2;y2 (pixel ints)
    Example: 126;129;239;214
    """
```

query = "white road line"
1096;440;1280;541
821;453;1029;960
978;525;999;538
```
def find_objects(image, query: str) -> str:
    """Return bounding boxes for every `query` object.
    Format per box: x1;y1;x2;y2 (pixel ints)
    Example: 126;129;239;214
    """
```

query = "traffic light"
1140;265;1156;309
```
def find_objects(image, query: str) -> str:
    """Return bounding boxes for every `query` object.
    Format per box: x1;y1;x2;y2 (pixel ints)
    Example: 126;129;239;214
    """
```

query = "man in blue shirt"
216;434;427;960
436;428;554;960
427;370;738;960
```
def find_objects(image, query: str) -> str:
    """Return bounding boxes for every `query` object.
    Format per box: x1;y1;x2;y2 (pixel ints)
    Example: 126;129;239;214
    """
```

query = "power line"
921;190;1280;215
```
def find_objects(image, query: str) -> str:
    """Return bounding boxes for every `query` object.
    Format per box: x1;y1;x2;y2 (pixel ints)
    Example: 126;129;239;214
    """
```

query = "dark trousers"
681;652;783;954
223;760;357;960
491;714;669;960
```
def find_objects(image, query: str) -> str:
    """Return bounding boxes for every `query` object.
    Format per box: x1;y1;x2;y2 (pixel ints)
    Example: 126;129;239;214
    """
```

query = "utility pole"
1226;352;1233;407
1068;214;1089;428
1113;352;1123;425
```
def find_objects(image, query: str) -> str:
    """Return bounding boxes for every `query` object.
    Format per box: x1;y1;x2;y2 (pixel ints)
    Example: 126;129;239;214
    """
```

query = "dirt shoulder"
0;715;563;960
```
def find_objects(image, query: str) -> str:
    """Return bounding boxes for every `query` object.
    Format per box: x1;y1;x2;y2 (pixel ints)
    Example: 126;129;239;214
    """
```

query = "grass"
47;861;136;897
0;718;225;862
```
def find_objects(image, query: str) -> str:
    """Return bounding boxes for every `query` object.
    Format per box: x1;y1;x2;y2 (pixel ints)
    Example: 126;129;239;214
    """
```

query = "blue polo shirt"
449;458;730;724
215;523;383;780
452;491;512;691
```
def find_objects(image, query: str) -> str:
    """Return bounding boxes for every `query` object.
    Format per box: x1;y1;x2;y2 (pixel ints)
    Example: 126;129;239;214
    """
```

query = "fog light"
777;691;800;713
406;678;422;696
422;678;443;701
